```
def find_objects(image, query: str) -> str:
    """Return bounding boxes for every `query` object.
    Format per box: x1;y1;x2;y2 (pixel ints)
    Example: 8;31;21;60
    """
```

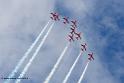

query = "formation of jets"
68;21;81;42
50;12;94;61
50;13;60;21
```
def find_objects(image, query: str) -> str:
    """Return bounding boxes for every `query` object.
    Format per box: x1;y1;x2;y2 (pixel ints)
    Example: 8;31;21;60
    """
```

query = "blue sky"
0;0;124;83
55;0;124;83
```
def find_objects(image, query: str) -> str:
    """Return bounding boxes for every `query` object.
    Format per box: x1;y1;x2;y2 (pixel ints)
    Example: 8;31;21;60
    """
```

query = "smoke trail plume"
62;52;82;83
4;20;50;83
15;23;54;83
77;61;89;83
43;43;70;83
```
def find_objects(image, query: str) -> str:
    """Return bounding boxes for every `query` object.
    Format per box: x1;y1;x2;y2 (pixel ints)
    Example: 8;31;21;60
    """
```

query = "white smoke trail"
43;43;70;83
62;51;82;83
4;20;50;83
15;23;54;83
77;61;89;83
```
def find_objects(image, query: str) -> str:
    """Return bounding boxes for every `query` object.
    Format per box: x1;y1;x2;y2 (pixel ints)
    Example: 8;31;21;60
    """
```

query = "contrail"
4;20;50;83
15;23;54;83
77;61;89;83
62;51;82;83
43;43;70;83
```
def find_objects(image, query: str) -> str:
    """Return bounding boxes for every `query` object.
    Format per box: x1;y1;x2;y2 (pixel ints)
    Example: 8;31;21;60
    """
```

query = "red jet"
50;12;60;21
81;43;87;51
68;34;74;42
63;17;69;24
71;20;77;28
88;53;94;61
70;27;76;34
75;32;81;40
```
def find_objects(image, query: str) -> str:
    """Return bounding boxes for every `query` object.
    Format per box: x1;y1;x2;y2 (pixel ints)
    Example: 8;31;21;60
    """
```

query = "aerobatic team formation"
50;12;94;60
3;12;94;83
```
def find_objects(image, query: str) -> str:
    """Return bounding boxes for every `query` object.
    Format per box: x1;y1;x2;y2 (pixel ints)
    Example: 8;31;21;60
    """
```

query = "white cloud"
0;0;55;82
62;0;97;17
